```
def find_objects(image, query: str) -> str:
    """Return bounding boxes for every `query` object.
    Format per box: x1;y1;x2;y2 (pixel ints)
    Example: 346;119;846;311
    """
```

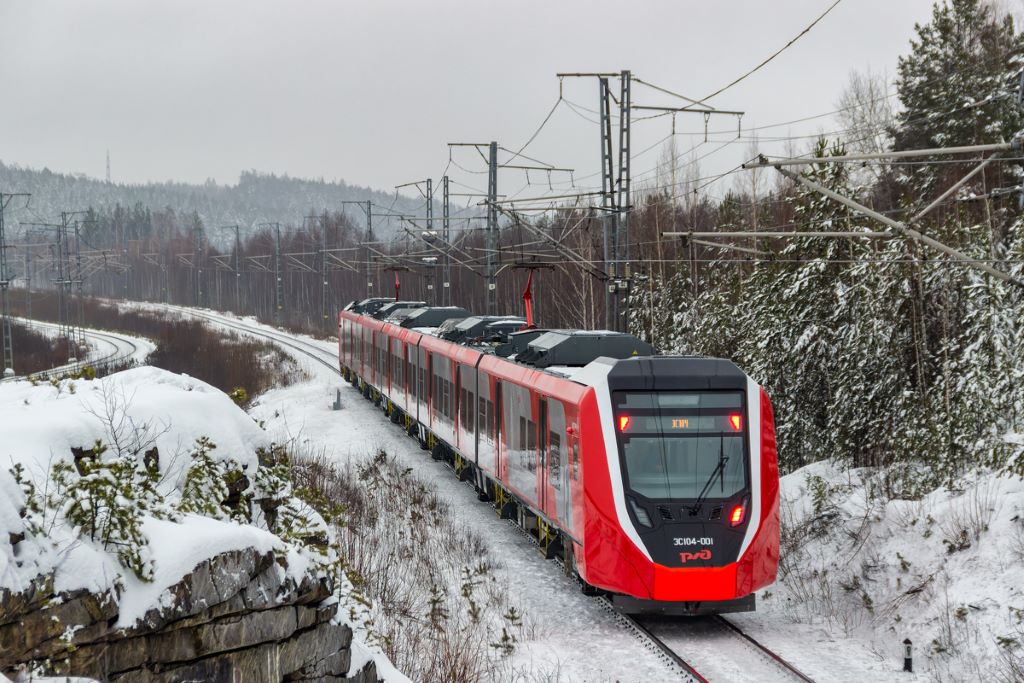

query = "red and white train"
338;301;780;615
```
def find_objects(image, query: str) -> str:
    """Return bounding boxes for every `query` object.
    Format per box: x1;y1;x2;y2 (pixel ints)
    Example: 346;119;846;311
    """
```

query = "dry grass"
939;480;1000;554
4;321;66;375
291;447;546;683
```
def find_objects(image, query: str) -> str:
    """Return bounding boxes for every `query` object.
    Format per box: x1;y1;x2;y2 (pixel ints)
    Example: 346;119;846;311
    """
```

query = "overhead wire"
697;0;843;105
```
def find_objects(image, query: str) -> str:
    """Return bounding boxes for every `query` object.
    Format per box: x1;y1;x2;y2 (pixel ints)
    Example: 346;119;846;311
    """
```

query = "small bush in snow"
178;437;233;520
49;440;172;581
228;386;249;407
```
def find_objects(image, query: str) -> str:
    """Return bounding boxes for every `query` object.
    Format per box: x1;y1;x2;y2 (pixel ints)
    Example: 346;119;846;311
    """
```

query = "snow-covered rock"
0;367;378;682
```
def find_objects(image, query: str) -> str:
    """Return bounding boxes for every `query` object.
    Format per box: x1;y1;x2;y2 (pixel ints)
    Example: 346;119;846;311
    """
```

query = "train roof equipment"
514;330;655;368
398;306;474;329
344;297;394;314
372;300;428;320
440;315;526;344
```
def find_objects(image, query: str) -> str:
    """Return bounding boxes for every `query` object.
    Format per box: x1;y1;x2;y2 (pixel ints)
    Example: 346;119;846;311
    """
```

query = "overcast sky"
0;0;940;201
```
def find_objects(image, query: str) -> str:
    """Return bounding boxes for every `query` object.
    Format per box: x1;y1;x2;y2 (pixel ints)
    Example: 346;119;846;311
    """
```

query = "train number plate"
673;537;714;546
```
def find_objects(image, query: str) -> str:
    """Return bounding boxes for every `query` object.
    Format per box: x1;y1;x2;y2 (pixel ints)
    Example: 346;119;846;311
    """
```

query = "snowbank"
0;367;270;599
764;460;1024;680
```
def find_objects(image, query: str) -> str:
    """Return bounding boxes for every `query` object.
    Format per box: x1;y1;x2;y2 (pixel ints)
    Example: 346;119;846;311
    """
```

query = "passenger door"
538;398;548;514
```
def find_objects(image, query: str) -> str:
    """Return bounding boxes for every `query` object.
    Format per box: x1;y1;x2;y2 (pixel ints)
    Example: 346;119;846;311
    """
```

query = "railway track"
170;306;816;683
2;318;144;383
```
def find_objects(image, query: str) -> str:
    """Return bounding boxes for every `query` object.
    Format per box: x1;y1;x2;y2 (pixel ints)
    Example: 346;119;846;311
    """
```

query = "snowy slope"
751;461;1024;681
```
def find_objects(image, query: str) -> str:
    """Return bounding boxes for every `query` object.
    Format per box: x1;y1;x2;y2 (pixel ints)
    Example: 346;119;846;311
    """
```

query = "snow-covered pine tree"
51;441;156;581
887;0;1024;484
178;437;233;520
892;0;1024;216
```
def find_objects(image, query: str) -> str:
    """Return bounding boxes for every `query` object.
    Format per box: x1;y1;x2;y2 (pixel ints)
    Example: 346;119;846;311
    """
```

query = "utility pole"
486;141;499;315
366;201;374;298
23;250;32;320
273;222;284;321
560;70;743;331
193;221;205;307
598;77;617;330
426;178;434;305
106;150;111;184
617;69;632;333
426;178;433;234
320;214;329;326
231;225;242;313
73;219;85;347
442;175;451;305
122;217;129;301
1;193;31;377
57;212;76;360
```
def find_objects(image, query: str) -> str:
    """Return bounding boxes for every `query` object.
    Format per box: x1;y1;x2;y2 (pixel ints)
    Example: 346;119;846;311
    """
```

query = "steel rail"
715;616;816;682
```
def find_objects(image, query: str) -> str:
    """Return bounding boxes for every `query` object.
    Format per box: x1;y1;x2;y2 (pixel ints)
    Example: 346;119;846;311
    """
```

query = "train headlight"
629;498;652;528
729;504;746;527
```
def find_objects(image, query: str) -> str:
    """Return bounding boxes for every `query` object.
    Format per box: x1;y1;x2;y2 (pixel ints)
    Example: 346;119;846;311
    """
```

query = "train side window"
442;378;449;421
494;382;503;443
572;440;580;480
467;390;475;430
549;431;562;488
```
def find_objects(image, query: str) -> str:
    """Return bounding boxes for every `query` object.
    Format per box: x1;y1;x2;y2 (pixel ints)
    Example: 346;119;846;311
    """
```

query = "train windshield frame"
612;391;749;502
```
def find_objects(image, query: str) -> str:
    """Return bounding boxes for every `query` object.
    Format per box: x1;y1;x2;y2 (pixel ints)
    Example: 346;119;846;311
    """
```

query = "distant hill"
0;161;430;244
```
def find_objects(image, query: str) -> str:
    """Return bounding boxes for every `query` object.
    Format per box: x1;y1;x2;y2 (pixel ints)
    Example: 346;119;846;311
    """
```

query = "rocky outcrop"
0;548;377;683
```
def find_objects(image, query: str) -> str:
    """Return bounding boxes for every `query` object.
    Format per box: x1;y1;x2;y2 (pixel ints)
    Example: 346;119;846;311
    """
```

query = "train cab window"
613;392;747;501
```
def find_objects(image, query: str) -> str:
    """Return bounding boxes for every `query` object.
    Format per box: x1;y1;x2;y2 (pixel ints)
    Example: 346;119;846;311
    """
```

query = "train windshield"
613;391;747;501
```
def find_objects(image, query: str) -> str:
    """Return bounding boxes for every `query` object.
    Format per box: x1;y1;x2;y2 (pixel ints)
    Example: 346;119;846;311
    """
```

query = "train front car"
575;356;780;616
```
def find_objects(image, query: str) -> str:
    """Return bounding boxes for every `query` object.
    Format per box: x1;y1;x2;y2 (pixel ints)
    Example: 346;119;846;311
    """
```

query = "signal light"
729;505;745;527
729;412;742;431
618;415;631;432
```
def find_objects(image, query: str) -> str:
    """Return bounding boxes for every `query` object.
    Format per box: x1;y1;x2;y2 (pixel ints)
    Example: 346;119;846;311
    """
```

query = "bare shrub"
291;446;541;683
1011;520;1024;563
993;626;1024;682
5;321;67;375
939;480;1000;554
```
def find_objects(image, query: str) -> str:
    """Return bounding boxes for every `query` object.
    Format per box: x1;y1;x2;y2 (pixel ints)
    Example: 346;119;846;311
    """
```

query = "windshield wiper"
688;433;727;516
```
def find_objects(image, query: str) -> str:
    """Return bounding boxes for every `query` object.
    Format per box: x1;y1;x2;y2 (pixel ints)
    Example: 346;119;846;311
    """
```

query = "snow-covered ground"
754;461;1024;682
157;305;984;682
